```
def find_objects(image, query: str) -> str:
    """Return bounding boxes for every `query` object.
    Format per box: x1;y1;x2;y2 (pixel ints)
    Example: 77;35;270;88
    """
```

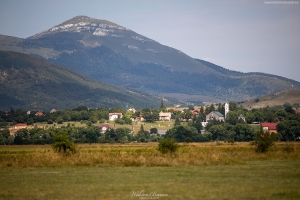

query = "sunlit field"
31;120;173;134
0;142;300;199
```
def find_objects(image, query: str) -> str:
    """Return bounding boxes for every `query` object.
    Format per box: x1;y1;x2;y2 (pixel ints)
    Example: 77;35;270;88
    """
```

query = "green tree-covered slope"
0;51;161;110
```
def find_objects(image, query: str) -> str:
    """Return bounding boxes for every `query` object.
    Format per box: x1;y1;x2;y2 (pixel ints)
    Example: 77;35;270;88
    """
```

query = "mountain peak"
28;15;127;39
61;15;118;26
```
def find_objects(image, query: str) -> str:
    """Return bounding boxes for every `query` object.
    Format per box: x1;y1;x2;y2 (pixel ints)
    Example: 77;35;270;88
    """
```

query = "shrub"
157;138;179;154
52;132;76;155
252;129;275;153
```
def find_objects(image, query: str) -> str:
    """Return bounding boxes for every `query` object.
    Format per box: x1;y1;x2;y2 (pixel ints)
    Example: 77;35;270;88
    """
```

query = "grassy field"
0;142;300;199
25;120;173;134
103;120;174;134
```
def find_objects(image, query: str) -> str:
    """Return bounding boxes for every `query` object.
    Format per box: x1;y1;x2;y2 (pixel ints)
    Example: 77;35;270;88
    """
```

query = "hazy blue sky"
1;0;299;81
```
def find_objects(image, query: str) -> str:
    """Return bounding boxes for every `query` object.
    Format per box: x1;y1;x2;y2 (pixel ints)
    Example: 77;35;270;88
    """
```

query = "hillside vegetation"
0;16;299;102
241;88;300;109
0;51;162;110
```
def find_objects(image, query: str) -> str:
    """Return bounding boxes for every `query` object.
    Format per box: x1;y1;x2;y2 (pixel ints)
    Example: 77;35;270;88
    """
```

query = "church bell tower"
225;102;229;118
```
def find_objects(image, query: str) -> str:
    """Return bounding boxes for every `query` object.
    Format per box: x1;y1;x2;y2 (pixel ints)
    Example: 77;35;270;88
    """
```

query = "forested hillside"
0;51;162;110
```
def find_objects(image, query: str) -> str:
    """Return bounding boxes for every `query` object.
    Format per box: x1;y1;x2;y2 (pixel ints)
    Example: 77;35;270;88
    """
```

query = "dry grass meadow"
1;142;299;168
1;142;300;199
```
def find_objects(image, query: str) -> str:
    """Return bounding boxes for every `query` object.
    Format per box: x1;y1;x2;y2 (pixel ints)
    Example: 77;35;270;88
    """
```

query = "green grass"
107;120;174;134
34;121;88;129
0;160;299;199
1;143;300;199
31;120;173;134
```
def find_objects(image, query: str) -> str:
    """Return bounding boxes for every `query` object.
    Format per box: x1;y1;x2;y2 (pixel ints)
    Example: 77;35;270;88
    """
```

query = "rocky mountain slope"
0;51;162;110
0;16;299;102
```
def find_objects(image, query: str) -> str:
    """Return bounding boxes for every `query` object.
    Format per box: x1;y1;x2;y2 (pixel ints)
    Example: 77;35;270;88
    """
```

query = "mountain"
240;88;300;109
0;50;163;110
0;15;299;102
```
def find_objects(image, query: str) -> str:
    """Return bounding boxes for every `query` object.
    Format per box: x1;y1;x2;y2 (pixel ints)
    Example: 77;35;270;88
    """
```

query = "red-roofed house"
35;111;44;117
261;122;277;134
14;123;27;130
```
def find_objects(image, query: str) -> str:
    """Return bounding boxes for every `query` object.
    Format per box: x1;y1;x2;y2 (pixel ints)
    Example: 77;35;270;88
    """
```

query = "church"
204;103;229;124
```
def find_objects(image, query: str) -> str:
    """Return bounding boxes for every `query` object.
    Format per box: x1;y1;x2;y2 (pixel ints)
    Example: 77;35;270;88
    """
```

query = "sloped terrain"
0;16;299;102
240;88;300;109
0;51;162;110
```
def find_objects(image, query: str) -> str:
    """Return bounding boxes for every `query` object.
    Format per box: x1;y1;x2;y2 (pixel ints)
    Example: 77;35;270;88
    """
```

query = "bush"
157;138;179;154
252;129;275;153
52;132;76;155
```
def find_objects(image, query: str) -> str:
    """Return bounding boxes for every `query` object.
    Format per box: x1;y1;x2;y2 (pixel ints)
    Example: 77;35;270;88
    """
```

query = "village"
1;100;298;145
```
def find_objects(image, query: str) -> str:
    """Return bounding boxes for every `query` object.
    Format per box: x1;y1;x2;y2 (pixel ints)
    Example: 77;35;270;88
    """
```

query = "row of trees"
0;124;162;145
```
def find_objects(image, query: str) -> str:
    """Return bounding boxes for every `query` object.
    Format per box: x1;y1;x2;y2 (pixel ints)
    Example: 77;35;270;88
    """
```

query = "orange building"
261;122;277;134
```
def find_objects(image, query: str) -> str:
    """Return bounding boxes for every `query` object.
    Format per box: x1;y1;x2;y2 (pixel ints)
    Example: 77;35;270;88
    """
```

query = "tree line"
0;102;299;144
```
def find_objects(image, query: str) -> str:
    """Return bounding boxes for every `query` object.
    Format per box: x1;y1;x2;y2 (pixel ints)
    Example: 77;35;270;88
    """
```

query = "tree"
150;128;158;134
73;106;88;111
0;133;6;145
275;109;287;121
191;116;203;133
125;110;134;119
206;104;215;114
174;117;181;126
52;132;76;155
14;129;30;144
139;124;144;133
115;127;132;143
229;102;238;111
252;129;276;153
85;127;100;143
284;103;295;114
26;118;34;125
160;100;165;109
234;124;255;141
165;125;198;142
209;124;227;141
208;123;234;141
182;109;192;120
226;111;238;125
0;128;10;139
157;138;179;154
142;110;159;123
56;116;64;124
277;120;300;141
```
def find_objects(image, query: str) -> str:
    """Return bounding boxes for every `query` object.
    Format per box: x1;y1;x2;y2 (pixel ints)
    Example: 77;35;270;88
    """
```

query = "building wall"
206;112;225;122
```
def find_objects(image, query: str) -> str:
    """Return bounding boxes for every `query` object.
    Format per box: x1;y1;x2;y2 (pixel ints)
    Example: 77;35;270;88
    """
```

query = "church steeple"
225;102;229;118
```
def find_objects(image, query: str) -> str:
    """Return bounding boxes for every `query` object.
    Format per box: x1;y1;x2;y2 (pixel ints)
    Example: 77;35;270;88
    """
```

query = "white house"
159;112;172;121
109;113;123;121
